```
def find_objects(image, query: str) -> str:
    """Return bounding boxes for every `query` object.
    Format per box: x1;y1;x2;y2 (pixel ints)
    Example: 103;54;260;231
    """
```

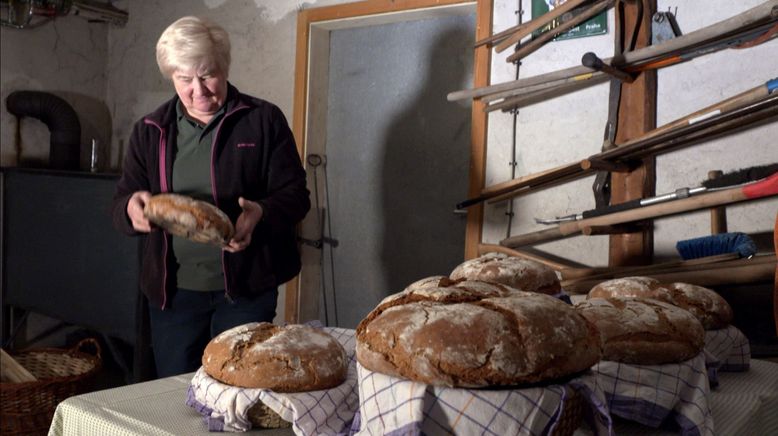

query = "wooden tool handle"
563;256;776;293
501;176;777;248
492;0;590;52
449;1;777;102
478;243;577;270
627;81;772;145
0;348;37;383
505;0;614;62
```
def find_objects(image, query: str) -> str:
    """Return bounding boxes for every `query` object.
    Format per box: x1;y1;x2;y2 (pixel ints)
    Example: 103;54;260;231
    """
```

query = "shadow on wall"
379;26;472;293
3;89;112;172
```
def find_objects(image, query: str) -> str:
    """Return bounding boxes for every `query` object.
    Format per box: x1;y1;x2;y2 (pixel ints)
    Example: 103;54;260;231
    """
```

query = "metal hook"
307;153;325;167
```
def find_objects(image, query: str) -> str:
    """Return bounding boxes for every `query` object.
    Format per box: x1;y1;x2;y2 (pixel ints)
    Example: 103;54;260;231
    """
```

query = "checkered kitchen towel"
187;326;359;434
351;361;609;436
704;325;750;373
576;352;713;436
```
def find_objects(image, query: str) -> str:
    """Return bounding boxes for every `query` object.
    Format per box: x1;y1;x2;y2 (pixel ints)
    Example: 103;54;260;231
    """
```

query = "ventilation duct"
6;90;82;170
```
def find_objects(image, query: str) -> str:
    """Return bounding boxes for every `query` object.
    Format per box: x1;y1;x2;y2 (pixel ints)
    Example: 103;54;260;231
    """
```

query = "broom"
674;163;777;260
676;232;758;260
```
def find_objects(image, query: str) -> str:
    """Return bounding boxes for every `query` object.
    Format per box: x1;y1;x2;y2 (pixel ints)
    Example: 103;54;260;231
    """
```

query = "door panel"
318;14;475;328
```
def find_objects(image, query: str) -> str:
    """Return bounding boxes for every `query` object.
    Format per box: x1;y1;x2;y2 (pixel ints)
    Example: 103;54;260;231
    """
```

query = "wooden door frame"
286;0;492;323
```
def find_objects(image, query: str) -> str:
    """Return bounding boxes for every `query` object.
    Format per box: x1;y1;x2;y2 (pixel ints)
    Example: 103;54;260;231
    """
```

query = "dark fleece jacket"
111;84;310;309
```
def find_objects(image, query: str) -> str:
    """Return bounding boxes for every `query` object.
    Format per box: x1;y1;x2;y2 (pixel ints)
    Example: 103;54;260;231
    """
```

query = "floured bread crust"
660;282;733;330
450;252;561;295
588;276;662;299
576;297;704;364
144;193;235;246
587;277;733;330
202;322;348;392
356;279;601;387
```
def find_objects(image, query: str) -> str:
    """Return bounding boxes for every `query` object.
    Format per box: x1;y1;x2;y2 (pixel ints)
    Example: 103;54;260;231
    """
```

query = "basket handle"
69;337;102;361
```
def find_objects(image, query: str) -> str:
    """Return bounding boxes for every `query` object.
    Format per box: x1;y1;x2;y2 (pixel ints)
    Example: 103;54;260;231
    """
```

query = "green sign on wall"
532;0;608;41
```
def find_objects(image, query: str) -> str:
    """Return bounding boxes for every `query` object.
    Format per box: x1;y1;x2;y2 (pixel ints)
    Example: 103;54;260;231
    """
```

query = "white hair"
156;16;231;79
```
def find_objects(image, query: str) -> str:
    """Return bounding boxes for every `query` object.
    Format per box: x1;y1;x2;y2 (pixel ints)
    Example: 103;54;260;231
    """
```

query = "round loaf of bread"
356;278;601;387
449;252;561;295
588;276;663;299
587;277;733;329
575;297;704;364
143;193;235;246
202;322;348;392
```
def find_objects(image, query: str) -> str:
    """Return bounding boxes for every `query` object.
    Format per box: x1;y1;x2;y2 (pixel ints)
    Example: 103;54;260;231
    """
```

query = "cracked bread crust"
202;322;347;391
355;279;601;388
449;252;561;295
143;193;235;246
587;277;733;330
659;282;733;330
575;297;705;364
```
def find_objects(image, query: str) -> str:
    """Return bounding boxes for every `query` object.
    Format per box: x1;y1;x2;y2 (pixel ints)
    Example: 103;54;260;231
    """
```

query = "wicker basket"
246;400;292;429
551;385;585;436
0;338;102;436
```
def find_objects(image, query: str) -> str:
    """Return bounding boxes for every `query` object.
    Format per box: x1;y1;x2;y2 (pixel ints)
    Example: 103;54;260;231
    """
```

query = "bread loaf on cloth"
202;322;348;392
355;277;601;387
588;276;733;329
449;252;561;294
575;297;705;364
143;193;235;246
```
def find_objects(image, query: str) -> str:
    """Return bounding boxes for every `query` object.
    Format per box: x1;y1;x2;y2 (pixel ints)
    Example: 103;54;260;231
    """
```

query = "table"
47;373;293;436
48;360;778;436
576;358;778;435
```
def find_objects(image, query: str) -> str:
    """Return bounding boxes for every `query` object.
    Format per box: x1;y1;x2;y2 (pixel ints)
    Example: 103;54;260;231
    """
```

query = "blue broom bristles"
675;232;757;260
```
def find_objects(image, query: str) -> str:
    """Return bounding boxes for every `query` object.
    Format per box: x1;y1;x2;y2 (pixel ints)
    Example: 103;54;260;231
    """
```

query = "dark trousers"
148;288;278;378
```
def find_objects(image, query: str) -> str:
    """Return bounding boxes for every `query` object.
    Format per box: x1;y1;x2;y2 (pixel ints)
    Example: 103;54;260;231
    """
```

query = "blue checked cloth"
576;352;713;436
351;361;611;436
186;326;359;434
703;325;750;386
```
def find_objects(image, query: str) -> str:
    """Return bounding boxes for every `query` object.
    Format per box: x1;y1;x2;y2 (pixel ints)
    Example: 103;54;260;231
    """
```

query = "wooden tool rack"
458;0;777;318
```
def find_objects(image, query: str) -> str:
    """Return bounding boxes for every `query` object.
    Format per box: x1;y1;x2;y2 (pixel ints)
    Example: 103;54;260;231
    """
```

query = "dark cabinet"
1;167;152;382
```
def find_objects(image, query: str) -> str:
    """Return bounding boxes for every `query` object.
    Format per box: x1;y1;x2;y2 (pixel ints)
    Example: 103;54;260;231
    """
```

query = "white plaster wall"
0;15;109;170
485;0;778;266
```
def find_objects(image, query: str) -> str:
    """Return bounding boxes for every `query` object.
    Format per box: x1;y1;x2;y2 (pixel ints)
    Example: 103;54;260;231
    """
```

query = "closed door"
300;10;476;329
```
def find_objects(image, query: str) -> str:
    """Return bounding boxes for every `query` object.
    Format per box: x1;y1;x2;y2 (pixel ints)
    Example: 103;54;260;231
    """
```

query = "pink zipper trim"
211;103;250;296
144;118;169;309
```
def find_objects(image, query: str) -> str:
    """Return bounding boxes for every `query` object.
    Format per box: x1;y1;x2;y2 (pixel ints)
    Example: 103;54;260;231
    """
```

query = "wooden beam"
465;0;493;261
608;0;657;267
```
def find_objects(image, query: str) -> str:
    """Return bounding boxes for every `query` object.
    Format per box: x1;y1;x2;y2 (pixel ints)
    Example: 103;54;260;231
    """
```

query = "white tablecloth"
47;373;293;436
47;352;777;436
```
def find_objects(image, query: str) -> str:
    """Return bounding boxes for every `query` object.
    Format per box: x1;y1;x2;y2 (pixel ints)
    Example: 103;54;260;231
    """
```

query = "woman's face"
172;66;227;123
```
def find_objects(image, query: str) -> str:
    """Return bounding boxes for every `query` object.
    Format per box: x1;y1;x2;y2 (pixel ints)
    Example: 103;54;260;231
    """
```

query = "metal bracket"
652;9;682;45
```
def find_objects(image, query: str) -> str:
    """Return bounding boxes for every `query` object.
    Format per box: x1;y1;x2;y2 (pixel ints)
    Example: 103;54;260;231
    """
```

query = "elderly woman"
111;16;310;378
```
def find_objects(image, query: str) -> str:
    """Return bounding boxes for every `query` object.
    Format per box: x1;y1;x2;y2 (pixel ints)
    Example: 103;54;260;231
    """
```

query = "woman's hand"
127;191;152;232
224;197;263;253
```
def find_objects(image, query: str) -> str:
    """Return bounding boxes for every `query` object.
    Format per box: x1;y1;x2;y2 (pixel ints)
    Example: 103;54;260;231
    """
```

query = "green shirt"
171;102;226;291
